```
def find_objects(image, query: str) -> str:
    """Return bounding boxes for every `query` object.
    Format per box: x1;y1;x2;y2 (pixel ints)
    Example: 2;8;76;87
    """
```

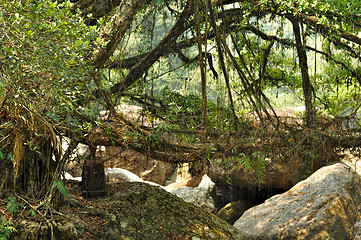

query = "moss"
94;182;242;240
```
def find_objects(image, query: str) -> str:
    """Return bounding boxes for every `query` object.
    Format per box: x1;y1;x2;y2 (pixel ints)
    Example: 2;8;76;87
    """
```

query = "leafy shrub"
0;217;17;240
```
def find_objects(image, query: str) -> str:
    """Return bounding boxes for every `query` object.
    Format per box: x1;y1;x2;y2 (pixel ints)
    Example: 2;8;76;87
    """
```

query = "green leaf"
53;180;68;196
154;0;164;6
28;210;36;217
7;197;19;215
7;153;13;162
0;217;18;240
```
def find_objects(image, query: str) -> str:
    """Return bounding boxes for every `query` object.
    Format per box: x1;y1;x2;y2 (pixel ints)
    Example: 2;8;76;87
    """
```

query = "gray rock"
170;175;216;213
353;221;361;240
197;174;215;190
105;168;144;183
104;168;161;187
233;163;361;239
106;168;216;212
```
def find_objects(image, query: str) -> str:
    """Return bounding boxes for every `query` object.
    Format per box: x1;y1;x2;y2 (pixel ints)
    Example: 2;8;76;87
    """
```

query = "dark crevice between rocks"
213;182;289;224
214;182;288;211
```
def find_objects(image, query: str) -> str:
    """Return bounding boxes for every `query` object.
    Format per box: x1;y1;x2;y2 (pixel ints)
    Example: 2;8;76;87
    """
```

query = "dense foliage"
0;0;97;128
0;0;98;206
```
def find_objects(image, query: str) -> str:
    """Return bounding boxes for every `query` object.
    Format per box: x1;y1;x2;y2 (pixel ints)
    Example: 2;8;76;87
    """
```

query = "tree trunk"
208;1;239;131
194;0;207;133
291;17;315;126
81;145;107;198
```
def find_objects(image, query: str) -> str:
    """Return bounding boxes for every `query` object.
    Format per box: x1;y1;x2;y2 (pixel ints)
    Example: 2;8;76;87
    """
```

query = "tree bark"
73;0;123;25
291;16;315;126
81;145;107;198
194;0;208;133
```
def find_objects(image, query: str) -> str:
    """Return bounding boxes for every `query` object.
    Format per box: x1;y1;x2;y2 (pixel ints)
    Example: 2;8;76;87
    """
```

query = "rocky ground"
0;181;124;239
59;181;126;239
2;148;359;239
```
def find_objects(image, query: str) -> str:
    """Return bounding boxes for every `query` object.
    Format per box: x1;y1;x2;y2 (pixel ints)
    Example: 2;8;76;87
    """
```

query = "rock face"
165;162;206;189
217;200;250;225
94;182;242;239
233;163;361;239
169;175;216;213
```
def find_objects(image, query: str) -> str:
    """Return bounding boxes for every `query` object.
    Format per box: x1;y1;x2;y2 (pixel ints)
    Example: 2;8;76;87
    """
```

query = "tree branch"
73;0;123;25
108;0;194;95
93;0;150;70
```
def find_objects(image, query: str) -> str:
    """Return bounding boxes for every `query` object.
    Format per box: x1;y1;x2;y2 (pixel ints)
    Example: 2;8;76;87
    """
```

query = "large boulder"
105;168;216;212
13;181;241;239
94;182;242;239
233;163;361;239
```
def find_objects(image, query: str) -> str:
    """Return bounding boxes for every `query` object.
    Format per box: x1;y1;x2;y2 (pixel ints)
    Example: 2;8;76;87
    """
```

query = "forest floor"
0;181;125;239
1;179;242;239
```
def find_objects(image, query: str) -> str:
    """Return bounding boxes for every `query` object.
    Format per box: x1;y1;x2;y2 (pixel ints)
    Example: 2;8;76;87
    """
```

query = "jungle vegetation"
1;0;361;225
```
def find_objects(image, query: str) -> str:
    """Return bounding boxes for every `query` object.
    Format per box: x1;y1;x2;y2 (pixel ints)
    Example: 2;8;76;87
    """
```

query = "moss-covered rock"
93;182;242;239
